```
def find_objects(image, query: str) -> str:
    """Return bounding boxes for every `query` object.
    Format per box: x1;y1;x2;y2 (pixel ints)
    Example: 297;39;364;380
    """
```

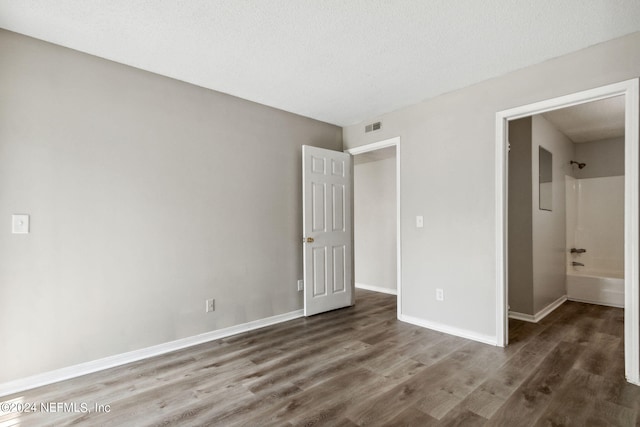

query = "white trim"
495;78;640;385
355;282;398;295
624;78;640;385
399;314;498;346
0;309;303;398
509;295;567;323
567;297;624;309
346;137;398;155
495;112;508;346
346;136;402;320
508;311;536;323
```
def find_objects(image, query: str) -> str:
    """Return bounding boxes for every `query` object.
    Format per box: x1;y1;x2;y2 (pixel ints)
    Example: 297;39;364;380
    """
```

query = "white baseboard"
627;376;640;386
509;295;567;323
567;297;624;309
0;309;303;398
355;282;397;295
398;314;497;346
508;311;537;323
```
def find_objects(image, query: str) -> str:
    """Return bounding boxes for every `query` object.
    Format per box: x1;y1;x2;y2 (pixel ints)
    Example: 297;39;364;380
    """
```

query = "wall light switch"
416;215;424;228
12;214;29;234
206;298;215;313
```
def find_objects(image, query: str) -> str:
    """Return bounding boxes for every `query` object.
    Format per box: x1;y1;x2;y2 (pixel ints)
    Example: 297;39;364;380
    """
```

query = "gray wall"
531;115;574;314
507;117;534;314
507;115;574;316
354;153;397;292
343;31;640;339
574;136;625;179
0;30;342;383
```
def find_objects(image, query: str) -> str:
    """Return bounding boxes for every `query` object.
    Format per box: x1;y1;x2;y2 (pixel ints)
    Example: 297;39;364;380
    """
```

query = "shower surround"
566;175;624;307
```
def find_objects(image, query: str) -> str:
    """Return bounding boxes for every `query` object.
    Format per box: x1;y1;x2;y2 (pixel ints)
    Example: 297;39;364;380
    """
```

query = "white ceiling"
542;96;626;143
1;1;640;126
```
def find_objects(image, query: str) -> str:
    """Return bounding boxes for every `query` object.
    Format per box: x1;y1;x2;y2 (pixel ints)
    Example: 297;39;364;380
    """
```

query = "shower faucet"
572;262;585;267
570;248;586;254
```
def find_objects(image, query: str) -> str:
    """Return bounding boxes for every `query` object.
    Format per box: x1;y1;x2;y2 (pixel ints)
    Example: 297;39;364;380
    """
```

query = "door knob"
303;237;314;243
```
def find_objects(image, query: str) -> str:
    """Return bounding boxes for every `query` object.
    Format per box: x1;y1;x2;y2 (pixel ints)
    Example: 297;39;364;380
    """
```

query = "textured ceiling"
1;1;640;126
542;96;625;143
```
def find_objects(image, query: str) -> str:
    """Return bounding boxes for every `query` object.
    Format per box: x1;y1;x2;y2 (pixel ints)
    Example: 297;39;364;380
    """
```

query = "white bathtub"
566;269;624;308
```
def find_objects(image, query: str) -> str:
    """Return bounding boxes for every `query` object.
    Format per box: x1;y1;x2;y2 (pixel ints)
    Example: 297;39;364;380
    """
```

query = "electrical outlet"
12;214;30;234
297;280;304;291
436;289;444;301
206;298;215;313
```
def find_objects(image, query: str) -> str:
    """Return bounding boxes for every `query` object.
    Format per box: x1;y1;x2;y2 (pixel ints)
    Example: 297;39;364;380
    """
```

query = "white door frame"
495;79;640;385
346;136;402;319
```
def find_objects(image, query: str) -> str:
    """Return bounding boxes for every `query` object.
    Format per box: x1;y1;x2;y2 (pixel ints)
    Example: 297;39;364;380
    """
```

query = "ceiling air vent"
365;121;382;133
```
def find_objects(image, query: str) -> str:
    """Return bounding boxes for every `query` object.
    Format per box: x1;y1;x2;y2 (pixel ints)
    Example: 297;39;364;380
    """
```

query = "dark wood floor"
2;289;639;426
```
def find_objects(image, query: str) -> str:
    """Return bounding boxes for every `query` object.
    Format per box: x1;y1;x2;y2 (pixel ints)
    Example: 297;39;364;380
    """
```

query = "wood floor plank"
453;388;505;419
343;368;437;425
533;368;603;426
2;289;637;426
238;367;387;426
485;341;586;426
245;340;371;395
380;357;427;383
573;331;621;376
409;334;469;368
584;398;638;426
438;407;488;427
385;406;439;426
476;338;556;400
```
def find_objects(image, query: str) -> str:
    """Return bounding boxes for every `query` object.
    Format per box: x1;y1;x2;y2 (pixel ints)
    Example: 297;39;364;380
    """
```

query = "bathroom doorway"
346;137;402;318
507;97;626;322
495;79;640;385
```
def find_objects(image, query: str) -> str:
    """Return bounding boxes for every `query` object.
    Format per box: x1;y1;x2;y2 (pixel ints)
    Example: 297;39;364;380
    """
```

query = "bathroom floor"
1;290;637;426
501;300;634;425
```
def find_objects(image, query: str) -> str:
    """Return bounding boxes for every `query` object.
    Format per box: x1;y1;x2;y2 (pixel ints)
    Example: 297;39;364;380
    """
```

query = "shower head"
570;160;586;169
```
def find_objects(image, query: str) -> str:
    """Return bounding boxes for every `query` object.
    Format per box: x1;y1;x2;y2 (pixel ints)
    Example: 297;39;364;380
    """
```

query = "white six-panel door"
302;145;353;316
